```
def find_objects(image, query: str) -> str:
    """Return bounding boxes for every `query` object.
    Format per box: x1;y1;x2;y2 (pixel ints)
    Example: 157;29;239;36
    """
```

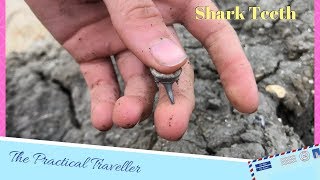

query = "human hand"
25;0;259;141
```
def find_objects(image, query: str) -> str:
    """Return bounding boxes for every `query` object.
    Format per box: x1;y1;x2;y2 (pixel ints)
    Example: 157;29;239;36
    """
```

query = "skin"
25;0;259;141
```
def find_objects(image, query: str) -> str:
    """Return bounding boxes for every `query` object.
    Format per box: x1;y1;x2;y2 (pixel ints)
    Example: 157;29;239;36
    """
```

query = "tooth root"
163;83;175;104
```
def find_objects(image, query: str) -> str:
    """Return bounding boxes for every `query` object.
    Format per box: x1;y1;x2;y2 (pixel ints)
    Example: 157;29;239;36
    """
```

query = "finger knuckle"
121;2;162;23
204;22;232;50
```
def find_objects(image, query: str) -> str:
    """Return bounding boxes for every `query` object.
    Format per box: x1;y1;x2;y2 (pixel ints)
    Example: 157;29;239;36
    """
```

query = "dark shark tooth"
150;68;182;104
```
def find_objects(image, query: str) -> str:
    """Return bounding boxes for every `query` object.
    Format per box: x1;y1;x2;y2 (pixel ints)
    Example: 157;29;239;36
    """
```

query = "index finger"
180;0;259;113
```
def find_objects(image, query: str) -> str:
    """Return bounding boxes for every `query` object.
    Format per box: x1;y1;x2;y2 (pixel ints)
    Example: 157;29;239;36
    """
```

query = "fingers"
26;0;127;62
103;0;187;73
63;17;126;63
154;60;195;141
25;0;109;43
79;58;120;131
181;0;259;113
113;50;157;128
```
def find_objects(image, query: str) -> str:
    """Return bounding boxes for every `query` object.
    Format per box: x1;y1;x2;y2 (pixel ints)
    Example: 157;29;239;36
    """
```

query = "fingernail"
150;38;187;67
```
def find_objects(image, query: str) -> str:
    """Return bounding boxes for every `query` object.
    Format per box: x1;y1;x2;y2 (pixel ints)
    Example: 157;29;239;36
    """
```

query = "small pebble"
308;79;314;84
264;22;273;28
266;85;287;99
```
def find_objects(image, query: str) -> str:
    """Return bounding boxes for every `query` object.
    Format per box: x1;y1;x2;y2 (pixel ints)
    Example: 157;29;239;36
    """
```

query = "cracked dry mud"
6;0;313;159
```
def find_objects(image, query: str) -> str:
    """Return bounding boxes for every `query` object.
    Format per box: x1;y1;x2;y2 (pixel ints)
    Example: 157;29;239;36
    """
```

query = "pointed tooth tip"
163;83;175;105
168;93;174;104
169;97;175;104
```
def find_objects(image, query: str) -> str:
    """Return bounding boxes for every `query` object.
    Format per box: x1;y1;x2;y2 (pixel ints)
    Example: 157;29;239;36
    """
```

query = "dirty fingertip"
154;102;191;141
91;102;114;131
228;84;259;114
112;96;145;129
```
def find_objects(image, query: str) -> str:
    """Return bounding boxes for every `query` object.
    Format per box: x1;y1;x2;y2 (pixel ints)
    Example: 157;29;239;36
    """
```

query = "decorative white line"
0;137;248;162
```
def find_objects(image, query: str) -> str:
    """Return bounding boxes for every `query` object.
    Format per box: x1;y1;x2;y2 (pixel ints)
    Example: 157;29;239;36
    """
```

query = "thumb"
103;0;187;73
